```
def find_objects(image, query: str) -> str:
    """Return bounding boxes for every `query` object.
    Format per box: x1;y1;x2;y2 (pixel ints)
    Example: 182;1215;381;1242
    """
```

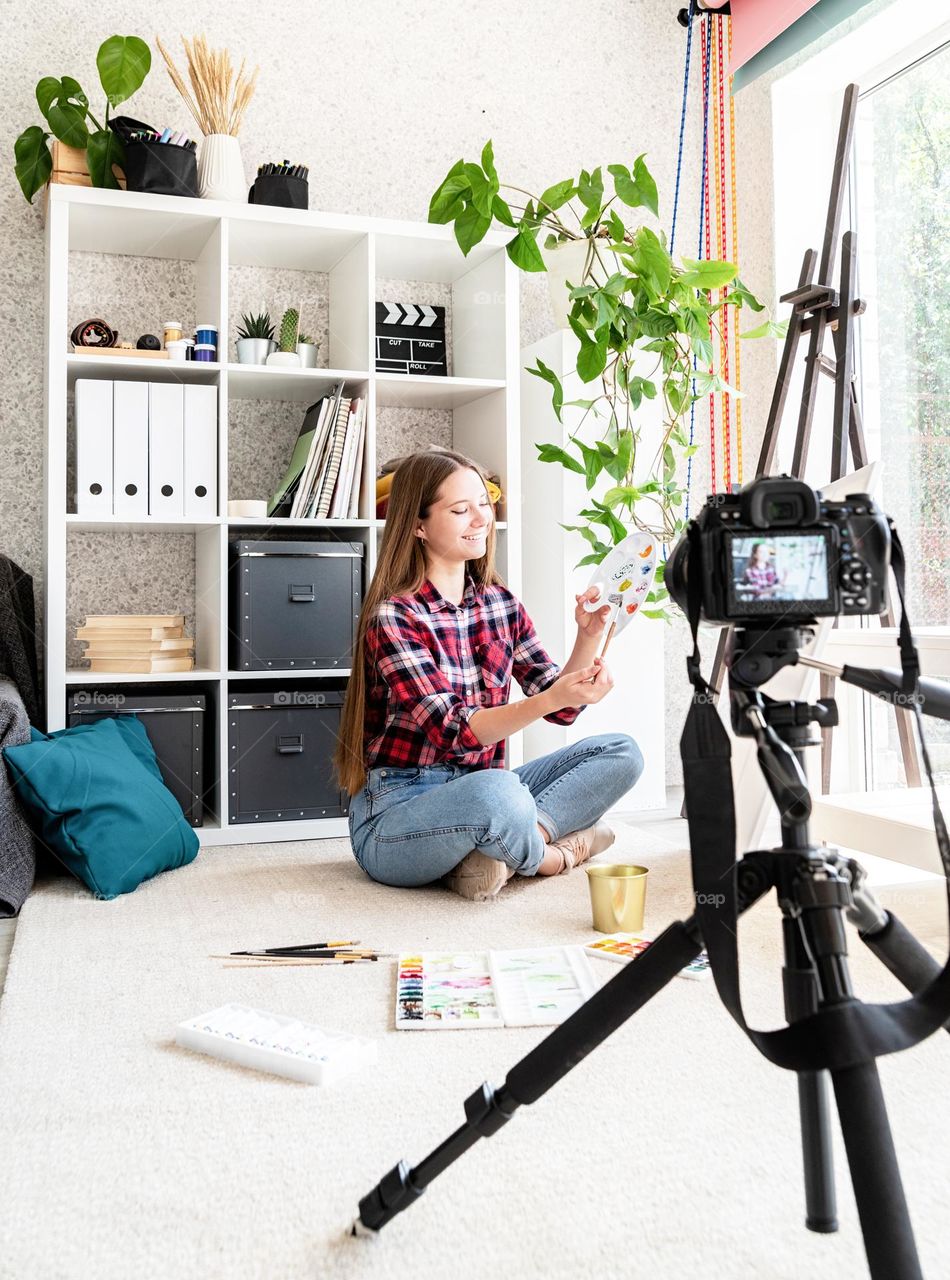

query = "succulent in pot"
296;332;319;368
236;310;275;364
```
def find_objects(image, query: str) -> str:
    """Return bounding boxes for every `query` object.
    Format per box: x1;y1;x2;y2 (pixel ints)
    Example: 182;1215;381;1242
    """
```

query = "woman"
333;449;644;901
740;542;782;599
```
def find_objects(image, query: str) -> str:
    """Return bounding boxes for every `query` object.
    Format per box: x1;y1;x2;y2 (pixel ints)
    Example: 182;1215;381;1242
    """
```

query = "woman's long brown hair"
333;450;505;797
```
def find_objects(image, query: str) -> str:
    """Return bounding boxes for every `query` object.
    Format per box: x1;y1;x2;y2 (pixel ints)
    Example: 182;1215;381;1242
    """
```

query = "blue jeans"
348;733;643;888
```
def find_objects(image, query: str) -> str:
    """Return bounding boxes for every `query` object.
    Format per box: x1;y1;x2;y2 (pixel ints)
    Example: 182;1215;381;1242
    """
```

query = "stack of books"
78;614;196;673
268;386;367;519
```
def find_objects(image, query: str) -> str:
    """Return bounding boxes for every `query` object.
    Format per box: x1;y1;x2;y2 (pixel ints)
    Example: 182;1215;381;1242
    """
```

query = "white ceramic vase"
543;240;591;329
543;239;623;330
197;134;247;202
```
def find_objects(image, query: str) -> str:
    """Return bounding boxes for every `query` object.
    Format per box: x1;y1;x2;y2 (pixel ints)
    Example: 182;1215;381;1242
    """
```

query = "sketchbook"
395;946;596;1030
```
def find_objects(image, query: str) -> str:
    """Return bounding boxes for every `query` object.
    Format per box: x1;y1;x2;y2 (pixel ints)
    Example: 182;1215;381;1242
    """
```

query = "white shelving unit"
44;184;521;846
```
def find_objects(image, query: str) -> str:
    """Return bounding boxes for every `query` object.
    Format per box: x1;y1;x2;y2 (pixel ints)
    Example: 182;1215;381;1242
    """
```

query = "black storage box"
229;540;363;671
227;690;348;823
67;692;206;827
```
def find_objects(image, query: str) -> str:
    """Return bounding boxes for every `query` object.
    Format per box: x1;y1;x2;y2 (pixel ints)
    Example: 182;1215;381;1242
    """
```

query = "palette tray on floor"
395;946;596;1029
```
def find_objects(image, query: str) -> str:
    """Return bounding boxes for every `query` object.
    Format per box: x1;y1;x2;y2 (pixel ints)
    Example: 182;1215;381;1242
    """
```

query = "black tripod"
354;625;950;1280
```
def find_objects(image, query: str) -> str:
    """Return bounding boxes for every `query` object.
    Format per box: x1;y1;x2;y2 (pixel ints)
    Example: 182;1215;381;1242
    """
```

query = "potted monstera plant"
429;144;775;611
14;34;151;203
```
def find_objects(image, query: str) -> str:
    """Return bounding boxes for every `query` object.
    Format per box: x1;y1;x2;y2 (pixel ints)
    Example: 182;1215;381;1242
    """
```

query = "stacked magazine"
268;386;367;519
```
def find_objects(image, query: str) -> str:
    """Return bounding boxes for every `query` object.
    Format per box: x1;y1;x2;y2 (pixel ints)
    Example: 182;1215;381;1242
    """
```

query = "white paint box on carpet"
176;1003;377;1084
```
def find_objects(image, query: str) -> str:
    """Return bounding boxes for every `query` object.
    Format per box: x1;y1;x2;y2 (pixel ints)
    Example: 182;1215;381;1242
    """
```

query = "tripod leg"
355;919;704;1233
831;1060;923;1280
782;917;838;1232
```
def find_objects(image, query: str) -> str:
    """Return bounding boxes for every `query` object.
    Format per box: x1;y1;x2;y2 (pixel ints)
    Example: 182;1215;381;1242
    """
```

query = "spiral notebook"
395;946;596;1030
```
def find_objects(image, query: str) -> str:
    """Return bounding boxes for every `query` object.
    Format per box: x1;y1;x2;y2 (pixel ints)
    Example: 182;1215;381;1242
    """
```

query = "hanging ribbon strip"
676;8;745;514
728;18;743;485
703;17;717;497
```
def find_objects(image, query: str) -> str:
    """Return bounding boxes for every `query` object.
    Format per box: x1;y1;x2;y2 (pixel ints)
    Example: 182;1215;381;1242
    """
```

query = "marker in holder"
249;161;309;210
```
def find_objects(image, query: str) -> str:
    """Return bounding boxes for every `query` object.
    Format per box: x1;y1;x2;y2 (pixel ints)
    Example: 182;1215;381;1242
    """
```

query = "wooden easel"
698;82;922;794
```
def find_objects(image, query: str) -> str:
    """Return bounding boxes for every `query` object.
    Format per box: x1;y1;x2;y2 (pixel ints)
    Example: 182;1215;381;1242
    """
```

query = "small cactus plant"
237;310;274;340
278;307;300;353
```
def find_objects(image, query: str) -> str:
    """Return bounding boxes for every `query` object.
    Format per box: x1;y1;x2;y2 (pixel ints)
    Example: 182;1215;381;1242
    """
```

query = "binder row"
75;380;217;519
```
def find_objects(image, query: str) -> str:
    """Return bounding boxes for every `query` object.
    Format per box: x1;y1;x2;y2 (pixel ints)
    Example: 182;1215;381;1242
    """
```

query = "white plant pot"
542;240;592;330
542;239;624;330
266;350;301;367
197;134;247;202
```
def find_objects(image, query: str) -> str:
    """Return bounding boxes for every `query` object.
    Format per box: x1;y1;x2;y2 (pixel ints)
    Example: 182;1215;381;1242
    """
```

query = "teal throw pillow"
3;716;199;899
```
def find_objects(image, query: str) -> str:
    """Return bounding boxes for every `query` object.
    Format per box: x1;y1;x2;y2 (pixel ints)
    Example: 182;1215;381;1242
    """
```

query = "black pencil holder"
108;116;198;198
248;174;309;210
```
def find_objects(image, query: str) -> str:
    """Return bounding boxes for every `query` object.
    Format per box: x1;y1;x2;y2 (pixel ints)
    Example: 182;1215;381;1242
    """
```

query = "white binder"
75;379;113;516
183;384;218;519
148;382;184;516
112;381;149;517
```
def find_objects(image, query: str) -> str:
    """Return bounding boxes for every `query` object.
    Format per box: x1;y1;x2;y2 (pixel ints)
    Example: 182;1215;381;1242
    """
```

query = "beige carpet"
1;826;948;1280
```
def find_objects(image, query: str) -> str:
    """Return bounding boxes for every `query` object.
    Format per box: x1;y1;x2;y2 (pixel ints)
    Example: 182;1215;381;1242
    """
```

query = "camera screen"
727;533;832;606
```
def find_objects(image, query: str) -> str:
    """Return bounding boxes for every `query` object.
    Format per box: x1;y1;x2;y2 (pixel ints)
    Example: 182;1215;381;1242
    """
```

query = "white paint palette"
582;531;659;655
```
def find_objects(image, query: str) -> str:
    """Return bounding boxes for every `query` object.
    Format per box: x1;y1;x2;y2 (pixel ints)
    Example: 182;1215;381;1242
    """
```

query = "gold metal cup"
586;863;649;933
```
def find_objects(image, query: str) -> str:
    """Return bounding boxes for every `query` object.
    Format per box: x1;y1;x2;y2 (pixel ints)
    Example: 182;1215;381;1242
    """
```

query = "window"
852;44;950;790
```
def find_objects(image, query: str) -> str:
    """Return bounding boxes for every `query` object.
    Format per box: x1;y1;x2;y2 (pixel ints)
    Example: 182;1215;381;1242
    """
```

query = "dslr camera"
667;475;890;624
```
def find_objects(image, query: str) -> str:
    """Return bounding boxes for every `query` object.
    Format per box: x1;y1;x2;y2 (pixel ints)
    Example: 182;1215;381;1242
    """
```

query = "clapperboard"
375;302;447;376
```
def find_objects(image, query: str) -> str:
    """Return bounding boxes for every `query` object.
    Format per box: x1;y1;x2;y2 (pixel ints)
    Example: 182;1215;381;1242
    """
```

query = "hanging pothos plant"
429;143;781;617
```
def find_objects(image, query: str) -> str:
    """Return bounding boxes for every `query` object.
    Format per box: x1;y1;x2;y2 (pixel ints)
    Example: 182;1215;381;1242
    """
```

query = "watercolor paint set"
584;934;712;980
176;1003;377;1084
395;947;596;1030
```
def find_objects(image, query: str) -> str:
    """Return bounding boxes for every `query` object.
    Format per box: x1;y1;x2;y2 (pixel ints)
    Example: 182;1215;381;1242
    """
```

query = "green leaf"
569;316;608;382
491;194;517;227
462;162;494;217
528;358;564;420
14;125;52;203
632;154;659;217
577;166;604;229
480;139;497;184
577;442;604;490
506;225;546;272
607;154;659;217
595;290;619;330
678;257;738;290
602;484;640;508
723;276;765;312
85;128;125;188
38;75;89;147
428;161;469;223
633;227;672;295
538;179;575;212
536;442;584;475
740;318;789;340
454;203;492;255
97;35;151;108
606;209;627;244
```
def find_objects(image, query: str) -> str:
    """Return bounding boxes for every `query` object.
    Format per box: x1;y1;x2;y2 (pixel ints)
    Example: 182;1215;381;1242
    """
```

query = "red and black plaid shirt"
363;572;583;769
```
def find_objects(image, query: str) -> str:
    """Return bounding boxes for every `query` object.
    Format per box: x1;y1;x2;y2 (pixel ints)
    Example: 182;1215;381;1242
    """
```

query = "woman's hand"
574;585;612;639
545;657;614;711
